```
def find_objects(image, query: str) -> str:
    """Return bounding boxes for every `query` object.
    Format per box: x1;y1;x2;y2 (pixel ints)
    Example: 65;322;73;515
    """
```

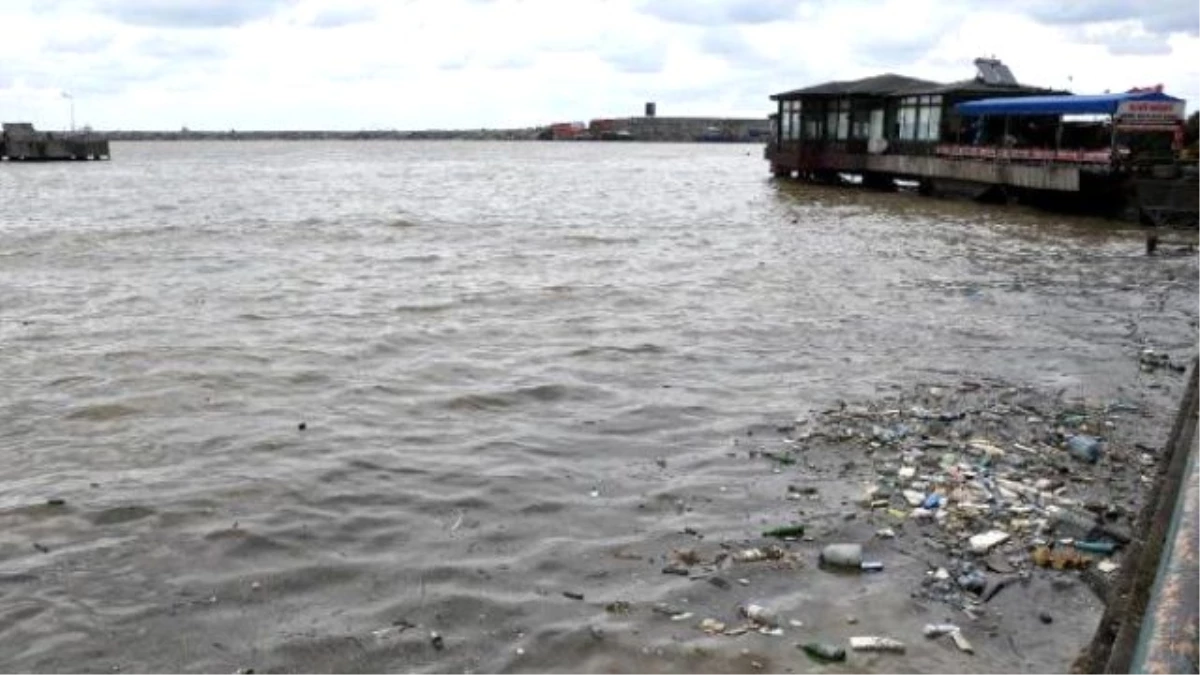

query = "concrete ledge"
1073;358;1199;673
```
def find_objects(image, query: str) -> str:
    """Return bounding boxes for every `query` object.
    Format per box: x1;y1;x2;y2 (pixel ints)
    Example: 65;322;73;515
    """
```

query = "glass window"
804;118;819;139
790;112;801;140
923;105;942;141
899;106;916;140
826;110;838;139
780;112;790;140
836;111;850;140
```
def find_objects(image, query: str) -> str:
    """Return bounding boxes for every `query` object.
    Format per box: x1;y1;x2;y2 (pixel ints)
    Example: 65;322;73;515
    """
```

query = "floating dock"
764;59;1198;227
1;122;111;161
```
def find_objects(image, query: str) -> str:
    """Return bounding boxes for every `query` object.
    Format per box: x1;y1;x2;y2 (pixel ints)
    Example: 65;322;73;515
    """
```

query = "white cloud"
0;0;1195;130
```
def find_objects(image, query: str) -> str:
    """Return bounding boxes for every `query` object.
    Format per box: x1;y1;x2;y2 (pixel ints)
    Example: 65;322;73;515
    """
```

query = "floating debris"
1031;546;1091;570
800;642;846;663
762;524;805;539
969;530;1011;554
733;546;785;563
849;636;906;653
740;604;780;628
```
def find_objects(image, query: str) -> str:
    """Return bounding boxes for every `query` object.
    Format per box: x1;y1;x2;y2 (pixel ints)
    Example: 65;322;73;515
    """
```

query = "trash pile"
773;378;1153;612
625;373;1180;665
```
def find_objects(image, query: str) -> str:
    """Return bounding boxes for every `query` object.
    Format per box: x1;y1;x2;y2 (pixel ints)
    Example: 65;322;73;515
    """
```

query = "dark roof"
770;73;941;100
906;79;1063;96
771;74;1063;101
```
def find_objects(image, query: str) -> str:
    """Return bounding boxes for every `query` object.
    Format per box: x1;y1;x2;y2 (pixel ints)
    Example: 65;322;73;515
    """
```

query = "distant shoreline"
95;130;765;143
102;129;541;141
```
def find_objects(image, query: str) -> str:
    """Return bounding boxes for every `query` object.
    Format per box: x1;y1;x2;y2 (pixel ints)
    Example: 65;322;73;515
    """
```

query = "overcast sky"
0;0;1196;131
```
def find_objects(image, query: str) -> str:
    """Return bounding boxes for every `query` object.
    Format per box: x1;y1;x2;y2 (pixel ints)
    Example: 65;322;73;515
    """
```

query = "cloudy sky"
0;0;1196;130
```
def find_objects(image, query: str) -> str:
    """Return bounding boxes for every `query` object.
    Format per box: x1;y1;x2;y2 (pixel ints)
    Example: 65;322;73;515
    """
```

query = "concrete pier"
1074;359;1199;673
1;123;111;161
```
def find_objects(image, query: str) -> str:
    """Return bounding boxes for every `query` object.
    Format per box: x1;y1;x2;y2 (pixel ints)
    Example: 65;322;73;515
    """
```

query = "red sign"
1115;99;1185;126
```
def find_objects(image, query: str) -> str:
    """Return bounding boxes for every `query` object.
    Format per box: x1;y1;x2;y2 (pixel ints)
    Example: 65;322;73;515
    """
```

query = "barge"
765;59;1198;227
1;122;111;161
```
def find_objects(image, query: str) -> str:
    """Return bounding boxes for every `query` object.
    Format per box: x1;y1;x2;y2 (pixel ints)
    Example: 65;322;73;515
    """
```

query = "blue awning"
955;91;1184;116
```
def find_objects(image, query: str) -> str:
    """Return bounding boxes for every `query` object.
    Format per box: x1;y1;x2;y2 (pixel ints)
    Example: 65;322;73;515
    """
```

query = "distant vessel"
1;122;111;161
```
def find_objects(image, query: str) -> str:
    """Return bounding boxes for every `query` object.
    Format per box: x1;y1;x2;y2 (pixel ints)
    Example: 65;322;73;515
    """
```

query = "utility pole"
62;91;75;132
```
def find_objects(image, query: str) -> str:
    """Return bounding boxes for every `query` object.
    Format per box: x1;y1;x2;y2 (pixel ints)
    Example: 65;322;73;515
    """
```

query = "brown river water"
0;141;1197;673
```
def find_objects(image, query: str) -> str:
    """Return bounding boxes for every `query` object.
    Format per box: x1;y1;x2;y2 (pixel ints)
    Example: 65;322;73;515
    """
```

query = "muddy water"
0;141;1196;673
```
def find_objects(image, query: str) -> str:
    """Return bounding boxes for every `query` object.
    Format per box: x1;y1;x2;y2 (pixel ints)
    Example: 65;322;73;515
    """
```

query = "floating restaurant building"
765;59;1197;227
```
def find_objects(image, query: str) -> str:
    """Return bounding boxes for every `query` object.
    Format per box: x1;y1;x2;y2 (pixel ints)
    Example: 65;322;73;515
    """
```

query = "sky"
0;0;1196;131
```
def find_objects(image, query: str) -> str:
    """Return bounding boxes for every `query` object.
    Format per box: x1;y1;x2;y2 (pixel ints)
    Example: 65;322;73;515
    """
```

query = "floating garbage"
800;642;846;663
923;624;960;638
1073;540;1117;555
1066;435;1102;463
740;604;780;628
950;631;974;654
819;543;884;571
849;636;906;653
762;524;805;539
734;545;785;562
1031;545;1091;570
969;530;1010;554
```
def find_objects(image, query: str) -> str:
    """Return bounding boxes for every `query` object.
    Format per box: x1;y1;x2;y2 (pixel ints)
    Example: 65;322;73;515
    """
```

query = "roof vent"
974;57;1018;86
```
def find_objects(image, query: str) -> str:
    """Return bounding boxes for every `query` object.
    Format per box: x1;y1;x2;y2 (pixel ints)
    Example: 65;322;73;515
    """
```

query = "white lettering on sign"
1115;99;1185;125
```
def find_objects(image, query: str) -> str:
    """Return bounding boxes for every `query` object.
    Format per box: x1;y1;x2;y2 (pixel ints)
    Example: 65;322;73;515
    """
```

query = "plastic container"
801;642;846;662
820;543;863;568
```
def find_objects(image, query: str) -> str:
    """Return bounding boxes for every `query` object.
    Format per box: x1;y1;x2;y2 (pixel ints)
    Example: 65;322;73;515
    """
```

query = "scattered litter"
562;591;584;601
740;604;780;628
923;624;960;638
734;546;785;563
429;631;444;651
762;525;806;539
950;630;974;654
1066;435;1103;464
876;528;896;539
1032;546;1091;570
1073;540;1117;555
800;642;846;663
969;530;1010;554
699;618;726;634
1097;560;1120;574
849;636;906;653
819;543;884;572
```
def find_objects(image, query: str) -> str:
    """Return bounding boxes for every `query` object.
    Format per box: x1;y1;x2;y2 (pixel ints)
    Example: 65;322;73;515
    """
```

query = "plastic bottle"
800;642;846;662
820;543;862;568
